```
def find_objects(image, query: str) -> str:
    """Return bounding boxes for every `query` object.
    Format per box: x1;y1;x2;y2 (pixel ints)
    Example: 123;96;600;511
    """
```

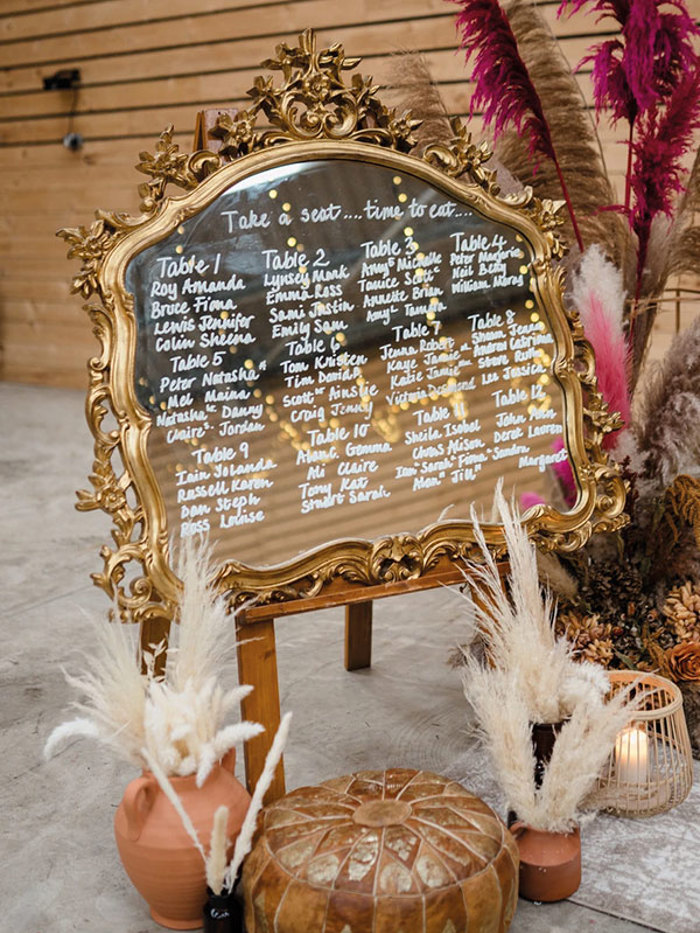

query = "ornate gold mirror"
60;29;625;631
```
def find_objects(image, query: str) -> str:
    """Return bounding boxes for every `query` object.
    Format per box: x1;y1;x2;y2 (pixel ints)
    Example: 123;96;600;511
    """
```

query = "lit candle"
615;725;649;784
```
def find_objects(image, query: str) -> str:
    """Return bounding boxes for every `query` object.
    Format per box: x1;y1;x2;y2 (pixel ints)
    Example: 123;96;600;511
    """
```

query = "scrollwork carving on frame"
57;124;214;628
71;290;176;627
220;531;507;610
210;28;422;157
136;124;222;213
219;537;427;609
573;329;628;538
58;218;118;300
423;118;498;188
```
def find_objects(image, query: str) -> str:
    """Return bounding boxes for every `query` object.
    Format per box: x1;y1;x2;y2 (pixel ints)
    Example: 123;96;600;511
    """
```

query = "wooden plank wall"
0;0;697;387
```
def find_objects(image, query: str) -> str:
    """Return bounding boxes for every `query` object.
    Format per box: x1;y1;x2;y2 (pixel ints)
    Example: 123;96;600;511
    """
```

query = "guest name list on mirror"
128;159;568;562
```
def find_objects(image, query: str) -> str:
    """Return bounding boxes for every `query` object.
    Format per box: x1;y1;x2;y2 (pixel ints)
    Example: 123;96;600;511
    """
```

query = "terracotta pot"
114;750;250;930
510;822;581;902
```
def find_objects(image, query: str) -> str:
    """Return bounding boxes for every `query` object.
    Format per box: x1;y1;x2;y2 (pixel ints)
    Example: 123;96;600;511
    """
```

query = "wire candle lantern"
593;672;693;817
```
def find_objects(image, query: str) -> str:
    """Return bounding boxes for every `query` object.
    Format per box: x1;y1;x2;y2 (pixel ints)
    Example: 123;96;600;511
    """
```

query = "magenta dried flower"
587;39;637;124
453;0;554;161
451;0;585;249
563;0;698;122
558;0;700;306
630;71;700;285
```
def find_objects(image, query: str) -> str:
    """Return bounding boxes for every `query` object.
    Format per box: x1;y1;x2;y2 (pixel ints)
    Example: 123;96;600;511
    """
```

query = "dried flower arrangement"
44;536;292;921
450;0;700;378
149;710;292;899
44;537;263;785
550;319;700;756
459;486;644;831
387;0;700;748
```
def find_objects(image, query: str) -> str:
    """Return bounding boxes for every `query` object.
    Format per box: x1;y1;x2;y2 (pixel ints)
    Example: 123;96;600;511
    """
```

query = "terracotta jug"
510;822;581;902
114;750;250;930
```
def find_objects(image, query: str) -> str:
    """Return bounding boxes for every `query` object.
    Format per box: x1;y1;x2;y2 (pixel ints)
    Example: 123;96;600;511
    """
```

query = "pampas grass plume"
195;721;264;788
462;663;538;818
44;535;261;781
385;51;454;152
459;484;646;829
44;617;146;766
535;550;579;603
635;315;700;487
463;659;642;830
44;717;101;760
172;536;234;691
206;806;230;895
570;245;630;445
224;711;292;892
461;480;589;722
533;684;641;831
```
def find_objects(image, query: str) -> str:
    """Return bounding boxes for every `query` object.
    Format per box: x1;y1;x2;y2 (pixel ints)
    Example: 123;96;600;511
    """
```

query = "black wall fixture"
43;68;81;91
42;69;84;149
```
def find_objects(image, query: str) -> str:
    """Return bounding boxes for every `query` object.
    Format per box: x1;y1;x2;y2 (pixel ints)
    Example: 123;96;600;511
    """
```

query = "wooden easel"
235;562;510;802
235;562;471;801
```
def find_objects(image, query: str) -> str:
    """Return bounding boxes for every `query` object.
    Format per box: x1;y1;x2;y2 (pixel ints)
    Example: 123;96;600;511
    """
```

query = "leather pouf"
242;768;518;932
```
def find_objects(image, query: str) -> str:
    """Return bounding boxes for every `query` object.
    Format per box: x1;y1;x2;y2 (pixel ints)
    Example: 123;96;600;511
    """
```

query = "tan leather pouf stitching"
242;768;519;932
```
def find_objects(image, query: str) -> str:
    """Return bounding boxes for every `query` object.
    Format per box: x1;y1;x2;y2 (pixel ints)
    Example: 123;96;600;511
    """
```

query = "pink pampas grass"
570;245;630;448
630;71;700;292
559;0;698;122
453;0;555;160
559;0;700;306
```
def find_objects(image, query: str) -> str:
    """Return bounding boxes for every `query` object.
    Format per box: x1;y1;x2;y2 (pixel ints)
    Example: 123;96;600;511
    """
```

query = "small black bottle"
202;885;245;933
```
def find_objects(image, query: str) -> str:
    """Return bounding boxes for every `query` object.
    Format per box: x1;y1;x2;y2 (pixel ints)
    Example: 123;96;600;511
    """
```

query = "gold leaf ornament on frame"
136;124;222;213
58;219;115;299
211;29;422;154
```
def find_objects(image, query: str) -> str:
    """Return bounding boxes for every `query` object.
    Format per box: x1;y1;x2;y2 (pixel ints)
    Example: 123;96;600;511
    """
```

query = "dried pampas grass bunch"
460;481;609;722
464;663;642;831
634;315;700;489
459;483;644;829
45;536;262;784
43;611;148;765
144;711;292;896
384;51;454;154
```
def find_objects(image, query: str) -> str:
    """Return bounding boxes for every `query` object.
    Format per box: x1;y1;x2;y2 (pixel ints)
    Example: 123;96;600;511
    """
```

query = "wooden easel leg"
236;617;286;802
344;601;373;671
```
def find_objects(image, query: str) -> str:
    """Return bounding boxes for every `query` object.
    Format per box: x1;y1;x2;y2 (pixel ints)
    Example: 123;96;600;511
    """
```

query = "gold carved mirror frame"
59;30;627;636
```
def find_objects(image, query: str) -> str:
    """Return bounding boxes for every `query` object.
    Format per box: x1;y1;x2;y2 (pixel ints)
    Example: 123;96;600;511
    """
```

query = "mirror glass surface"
126;158;574;566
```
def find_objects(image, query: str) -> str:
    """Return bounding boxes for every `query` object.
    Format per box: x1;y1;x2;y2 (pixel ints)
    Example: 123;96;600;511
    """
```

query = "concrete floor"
1;381;682;933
